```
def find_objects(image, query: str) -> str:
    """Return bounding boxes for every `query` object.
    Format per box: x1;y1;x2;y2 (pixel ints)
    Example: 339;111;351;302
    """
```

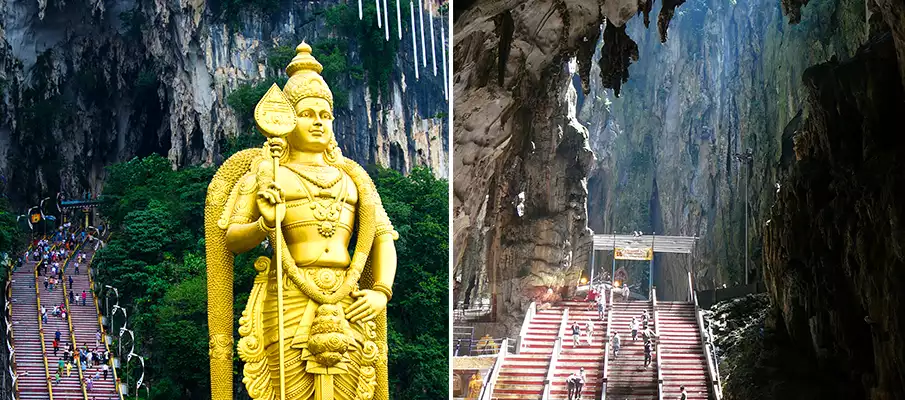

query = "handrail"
689;272;722;400
516;302;536;353
541;308;568;400
34;247;55;400
86;235;124;400
687;271;694;303
478;337;508;400
652;287;663;400
61;238;89;400
600;288;614;400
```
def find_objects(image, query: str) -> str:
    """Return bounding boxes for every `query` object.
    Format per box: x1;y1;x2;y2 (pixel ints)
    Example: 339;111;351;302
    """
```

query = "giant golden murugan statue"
206;43;398;400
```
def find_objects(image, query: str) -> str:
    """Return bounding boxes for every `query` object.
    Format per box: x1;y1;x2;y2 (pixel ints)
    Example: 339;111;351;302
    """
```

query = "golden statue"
206;42;398;400
465;373;483;400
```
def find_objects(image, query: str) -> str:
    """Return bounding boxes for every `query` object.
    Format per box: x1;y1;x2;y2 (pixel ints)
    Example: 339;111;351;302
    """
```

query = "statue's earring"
324;136;340;164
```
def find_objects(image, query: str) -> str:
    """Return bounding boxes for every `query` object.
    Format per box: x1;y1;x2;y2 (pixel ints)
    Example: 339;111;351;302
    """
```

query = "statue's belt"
266;265;368;369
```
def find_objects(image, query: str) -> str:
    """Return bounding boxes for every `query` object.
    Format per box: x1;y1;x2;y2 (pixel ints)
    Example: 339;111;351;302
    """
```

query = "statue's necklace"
285;164;347;238
283;164;342;189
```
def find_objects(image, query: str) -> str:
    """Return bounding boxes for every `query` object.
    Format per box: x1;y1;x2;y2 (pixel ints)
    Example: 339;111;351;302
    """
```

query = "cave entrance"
590;232;697;300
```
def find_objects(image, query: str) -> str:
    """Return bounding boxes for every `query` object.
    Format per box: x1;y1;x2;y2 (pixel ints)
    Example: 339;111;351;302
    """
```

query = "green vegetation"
324;2;398;102
266;45;297;73
0;199;26;282
226;76;288;128
370;166;449;399
94;154;448;399
214;0;280;29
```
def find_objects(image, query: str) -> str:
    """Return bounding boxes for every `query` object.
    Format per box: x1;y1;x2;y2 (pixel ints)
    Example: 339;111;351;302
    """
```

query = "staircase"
549;300;607;400
657;302;710;400
490;306;563;399
605;299;658;399
10;255;52;399
38;248;85;400
66;246;119;398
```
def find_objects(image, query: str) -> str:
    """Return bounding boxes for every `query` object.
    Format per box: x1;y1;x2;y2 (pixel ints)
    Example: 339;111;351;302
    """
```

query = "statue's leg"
262;281;313;399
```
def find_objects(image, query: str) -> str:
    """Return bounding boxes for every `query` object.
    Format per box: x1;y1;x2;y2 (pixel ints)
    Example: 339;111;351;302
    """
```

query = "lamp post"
104;285;119;330
39;198;51;237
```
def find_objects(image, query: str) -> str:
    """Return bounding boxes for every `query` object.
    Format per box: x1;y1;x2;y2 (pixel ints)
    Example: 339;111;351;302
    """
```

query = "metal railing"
86;237;124;400
477;337;509;400
515;301;536;353
456;337;514;357
541;308;568;400
60;238;89;400
600;288;614;400
688;272;722;400
652;287;663;400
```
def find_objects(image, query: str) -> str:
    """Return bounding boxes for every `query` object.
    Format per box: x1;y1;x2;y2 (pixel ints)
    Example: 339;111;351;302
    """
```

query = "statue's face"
290;97;334;153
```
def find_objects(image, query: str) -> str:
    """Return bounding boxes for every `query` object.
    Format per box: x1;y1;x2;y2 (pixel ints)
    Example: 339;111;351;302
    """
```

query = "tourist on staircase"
571;321;582;347
611;331;621;358
679;385;687;399
643;339;653;368
597;287;607;319
566;372;577;400
631;317;639;341
585;318;594;345
573;367;586;400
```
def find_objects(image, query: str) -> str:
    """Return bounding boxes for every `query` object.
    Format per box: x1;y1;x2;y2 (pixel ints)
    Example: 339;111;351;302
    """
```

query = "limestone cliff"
452;0;684;335
762;33;904;400
0;0;449;207
581;0;874;299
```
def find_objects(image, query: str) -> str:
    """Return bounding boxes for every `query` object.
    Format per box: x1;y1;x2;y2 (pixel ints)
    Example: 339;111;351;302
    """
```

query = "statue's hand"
256;182;284;227
345;290;388;323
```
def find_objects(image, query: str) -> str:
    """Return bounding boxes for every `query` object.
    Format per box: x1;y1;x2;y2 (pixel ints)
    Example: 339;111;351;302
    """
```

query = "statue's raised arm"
206;43;399;400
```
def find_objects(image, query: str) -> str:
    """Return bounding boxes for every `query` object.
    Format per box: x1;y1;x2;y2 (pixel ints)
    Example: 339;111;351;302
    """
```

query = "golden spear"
254;84;297;400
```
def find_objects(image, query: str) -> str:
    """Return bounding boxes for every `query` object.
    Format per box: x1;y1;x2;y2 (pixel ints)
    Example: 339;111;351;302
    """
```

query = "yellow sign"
30;213;41;223
614;247;653;260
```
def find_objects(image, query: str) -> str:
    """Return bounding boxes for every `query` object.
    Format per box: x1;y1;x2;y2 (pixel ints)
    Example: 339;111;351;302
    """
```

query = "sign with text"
614;247;653;261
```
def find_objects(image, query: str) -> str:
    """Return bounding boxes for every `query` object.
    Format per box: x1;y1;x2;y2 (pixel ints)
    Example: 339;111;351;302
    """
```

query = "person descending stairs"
657;302;711;400
67;244;119;398
606;297;658;399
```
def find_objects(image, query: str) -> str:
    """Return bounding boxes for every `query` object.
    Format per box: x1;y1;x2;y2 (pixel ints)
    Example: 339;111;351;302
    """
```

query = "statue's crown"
283;42;334;109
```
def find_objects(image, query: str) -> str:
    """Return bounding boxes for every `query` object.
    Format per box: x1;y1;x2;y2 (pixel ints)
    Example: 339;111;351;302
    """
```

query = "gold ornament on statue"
206;42;399;400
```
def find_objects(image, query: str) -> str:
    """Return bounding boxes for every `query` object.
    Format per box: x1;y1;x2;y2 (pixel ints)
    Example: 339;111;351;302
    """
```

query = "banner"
30;213;42;224
614;247;653;261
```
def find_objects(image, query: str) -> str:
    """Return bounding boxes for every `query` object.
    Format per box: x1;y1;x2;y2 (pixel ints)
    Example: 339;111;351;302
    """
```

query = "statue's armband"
374;197;398;241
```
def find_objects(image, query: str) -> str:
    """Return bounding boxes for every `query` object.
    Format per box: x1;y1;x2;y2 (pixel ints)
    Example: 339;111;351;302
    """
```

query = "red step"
657;301;712;400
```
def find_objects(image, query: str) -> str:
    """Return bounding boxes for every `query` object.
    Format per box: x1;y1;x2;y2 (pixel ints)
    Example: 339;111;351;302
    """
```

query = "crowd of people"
560;285;678;400
20;227;115;394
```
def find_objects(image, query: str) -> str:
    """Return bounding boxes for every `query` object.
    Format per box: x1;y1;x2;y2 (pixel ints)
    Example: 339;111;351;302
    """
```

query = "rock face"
452;0;686;335
0;0;449;206
763;34;905;400
581;0;874;299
